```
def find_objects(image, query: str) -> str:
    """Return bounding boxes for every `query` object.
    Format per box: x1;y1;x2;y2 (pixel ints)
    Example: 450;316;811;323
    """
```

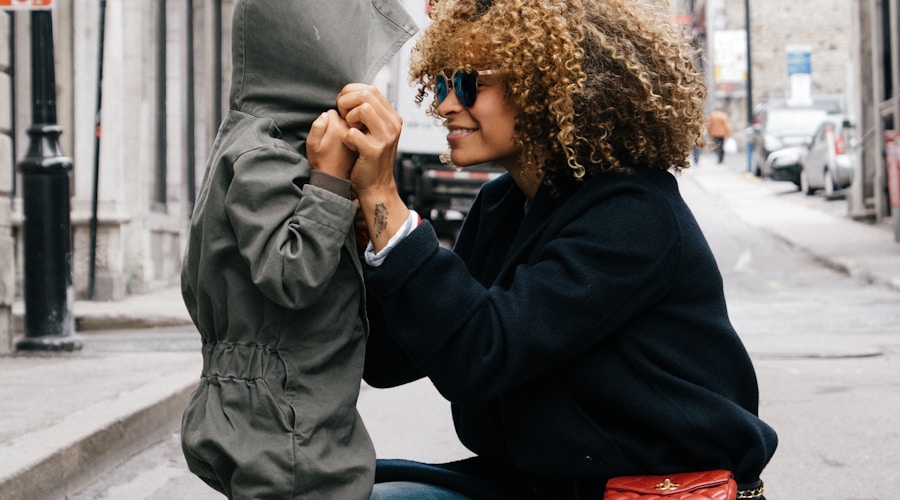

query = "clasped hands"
307;83;410;252
307;83;400;186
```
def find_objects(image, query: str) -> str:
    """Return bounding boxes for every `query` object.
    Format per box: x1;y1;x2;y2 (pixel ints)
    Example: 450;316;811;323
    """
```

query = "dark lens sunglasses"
435;69;495;108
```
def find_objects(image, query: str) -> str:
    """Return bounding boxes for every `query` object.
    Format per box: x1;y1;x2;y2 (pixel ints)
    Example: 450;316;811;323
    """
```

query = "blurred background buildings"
677;0;897;227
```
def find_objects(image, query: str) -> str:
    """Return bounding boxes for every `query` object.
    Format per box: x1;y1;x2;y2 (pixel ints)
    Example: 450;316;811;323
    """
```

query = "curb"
761;226;900;293
0;368;197;500
12;313;194;337
75;314;194;332
12;288;193;334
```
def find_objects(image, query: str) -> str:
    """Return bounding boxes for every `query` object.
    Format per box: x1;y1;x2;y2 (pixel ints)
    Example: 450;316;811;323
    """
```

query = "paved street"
64;151;900;499
683;153;900;500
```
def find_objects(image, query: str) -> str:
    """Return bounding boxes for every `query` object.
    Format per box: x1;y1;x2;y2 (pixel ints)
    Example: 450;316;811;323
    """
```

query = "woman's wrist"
356;189;410;253
364;209;421;267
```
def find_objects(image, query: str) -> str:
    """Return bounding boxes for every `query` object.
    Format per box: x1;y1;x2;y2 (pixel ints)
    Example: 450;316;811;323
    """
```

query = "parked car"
758;94;847;115
749;104;828;185
810;93;847;115
764;145;808;187
799;115;857;196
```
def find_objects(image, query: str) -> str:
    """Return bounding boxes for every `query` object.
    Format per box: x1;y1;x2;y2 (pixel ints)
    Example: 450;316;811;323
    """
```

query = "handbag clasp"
654;478;680;491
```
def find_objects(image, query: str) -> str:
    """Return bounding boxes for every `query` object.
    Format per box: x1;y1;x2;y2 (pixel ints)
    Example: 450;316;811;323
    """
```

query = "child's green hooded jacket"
179;2;415;498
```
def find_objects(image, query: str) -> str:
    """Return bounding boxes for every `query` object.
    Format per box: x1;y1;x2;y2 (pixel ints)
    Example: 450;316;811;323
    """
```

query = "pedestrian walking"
707;107;732;164
335;0;776;498
178;1;415;499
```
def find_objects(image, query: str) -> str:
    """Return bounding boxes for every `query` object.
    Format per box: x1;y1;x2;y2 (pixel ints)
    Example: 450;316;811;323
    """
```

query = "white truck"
376;0;503;239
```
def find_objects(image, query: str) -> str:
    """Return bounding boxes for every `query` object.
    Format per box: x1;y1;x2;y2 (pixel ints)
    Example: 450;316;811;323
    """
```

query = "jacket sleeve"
363;190;682;402
224;144;357;309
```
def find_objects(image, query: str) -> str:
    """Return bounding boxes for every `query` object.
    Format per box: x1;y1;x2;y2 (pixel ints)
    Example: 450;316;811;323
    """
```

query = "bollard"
746;142;753;173
15;10;82;351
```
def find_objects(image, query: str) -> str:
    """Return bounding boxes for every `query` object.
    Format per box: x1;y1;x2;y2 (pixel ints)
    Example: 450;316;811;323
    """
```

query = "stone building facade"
746;1;853;104
1;1;234;348
695;0;853;135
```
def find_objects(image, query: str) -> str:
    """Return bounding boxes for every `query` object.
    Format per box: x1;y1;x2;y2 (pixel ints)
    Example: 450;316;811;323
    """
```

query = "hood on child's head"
228;0;417;146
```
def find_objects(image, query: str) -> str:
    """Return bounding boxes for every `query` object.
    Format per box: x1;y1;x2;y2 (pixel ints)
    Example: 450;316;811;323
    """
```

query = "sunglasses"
435;69;496;108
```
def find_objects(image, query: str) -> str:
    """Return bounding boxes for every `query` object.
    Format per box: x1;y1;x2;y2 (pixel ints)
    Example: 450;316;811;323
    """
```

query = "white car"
749;105;828;185
800;116;856;196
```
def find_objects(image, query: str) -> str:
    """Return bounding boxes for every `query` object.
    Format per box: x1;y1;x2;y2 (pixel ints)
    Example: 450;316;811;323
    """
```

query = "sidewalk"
1;288;198;500
685;153;900;292
1;154;898;499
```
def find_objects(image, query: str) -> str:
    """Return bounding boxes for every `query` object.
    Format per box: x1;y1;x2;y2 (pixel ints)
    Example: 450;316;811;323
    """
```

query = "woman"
336;0;777;498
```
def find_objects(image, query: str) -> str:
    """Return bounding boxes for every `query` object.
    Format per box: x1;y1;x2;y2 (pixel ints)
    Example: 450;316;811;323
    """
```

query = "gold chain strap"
736;480;765;499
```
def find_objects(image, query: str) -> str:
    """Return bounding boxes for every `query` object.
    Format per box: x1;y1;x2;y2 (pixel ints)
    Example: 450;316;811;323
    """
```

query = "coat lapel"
459;174;582;287
460;178;525;285
492;178;579;285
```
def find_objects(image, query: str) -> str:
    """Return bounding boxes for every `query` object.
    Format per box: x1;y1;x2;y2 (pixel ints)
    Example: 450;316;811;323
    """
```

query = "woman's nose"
437;90;463;117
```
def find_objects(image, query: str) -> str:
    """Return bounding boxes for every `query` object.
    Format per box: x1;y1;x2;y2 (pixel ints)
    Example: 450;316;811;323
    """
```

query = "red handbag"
603;470;738;500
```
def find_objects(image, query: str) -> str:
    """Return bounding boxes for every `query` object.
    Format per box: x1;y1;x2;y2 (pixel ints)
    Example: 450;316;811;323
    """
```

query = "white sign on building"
713;29;747;95
786;44;813;105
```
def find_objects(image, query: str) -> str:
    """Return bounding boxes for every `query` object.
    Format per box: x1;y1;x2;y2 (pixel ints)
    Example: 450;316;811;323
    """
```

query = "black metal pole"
744;0;753;172
744;0;753;121
88;0;107;299
15;9;82;351
186;0;196;210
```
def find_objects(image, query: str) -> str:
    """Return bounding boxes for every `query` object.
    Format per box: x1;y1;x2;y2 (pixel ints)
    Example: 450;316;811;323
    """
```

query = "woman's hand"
337;84;403;193
307;109;357;179
337;84;410;252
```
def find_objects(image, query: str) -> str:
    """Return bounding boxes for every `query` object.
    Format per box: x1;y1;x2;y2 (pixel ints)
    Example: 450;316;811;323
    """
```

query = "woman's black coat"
363;166;777;494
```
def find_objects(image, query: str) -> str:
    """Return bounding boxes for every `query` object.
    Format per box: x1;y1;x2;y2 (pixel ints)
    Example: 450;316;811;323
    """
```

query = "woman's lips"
446;127;475;145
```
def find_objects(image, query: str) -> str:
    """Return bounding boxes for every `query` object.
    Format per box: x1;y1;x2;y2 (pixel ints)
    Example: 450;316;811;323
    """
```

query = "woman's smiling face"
437;70;520;171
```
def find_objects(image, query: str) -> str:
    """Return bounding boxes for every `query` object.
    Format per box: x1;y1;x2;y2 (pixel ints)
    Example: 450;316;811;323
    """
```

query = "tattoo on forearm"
374;203;387;239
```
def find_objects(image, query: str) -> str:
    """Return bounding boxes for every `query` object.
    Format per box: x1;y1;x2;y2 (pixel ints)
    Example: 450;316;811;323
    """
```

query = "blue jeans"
371;481;473;499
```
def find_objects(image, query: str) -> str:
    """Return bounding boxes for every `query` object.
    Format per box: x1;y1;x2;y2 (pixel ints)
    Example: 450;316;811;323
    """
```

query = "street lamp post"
15;9;82;351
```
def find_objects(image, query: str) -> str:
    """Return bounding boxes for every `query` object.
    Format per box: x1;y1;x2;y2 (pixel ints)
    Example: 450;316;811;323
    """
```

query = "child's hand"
307;110;357;179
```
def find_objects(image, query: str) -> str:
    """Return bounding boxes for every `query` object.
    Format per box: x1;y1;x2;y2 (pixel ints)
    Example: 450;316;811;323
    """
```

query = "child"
179;1;415;498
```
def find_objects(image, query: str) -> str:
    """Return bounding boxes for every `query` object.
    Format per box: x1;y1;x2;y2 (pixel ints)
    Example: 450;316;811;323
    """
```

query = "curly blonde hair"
411;0;707;185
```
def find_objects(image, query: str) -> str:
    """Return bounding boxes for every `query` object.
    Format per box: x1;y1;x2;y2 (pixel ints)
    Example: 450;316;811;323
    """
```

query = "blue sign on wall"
787;50;812;76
